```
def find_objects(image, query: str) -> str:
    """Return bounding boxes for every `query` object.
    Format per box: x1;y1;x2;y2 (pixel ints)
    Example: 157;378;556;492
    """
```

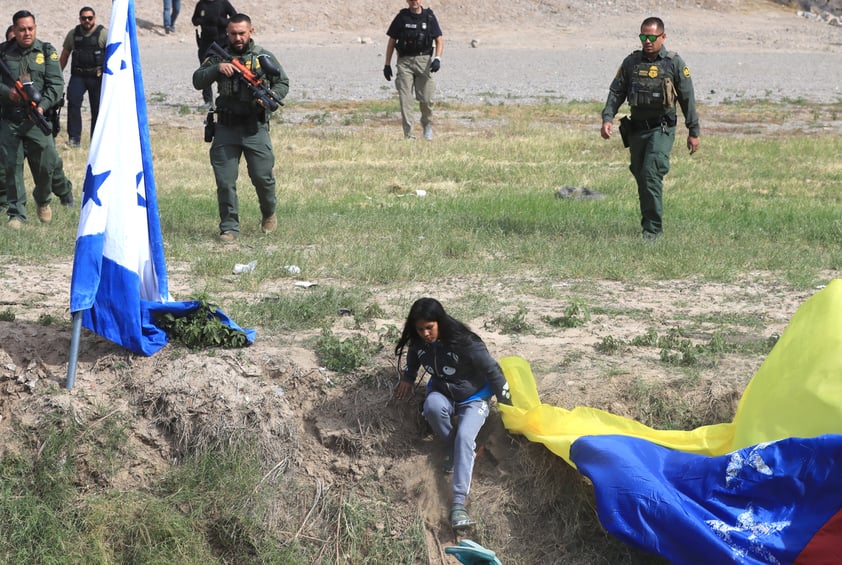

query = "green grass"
6;100;840;291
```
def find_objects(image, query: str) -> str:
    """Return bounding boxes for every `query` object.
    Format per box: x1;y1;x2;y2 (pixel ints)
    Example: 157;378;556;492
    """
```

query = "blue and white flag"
69;0;254;356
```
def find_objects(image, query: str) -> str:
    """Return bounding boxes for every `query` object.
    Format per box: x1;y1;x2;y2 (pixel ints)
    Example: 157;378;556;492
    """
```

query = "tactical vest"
216;48;269;116
627;51;677;111
71;25;105;77
395;9;434;56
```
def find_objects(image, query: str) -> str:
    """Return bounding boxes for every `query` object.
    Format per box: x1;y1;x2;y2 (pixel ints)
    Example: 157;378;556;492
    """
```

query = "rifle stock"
206;42;284;112
0;56;53;136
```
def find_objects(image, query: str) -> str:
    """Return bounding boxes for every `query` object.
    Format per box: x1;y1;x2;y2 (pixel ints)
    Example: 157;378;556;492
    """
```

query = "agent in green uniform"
0;10;74;227
600;16;699;240
1;25;74;218
192;13;288;242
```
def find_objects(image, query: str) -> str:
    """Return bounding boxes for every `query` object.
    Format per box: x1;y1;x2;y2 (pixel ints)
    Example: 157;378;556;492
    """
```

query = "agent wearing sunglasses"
600;17;699;241
59;7;107;148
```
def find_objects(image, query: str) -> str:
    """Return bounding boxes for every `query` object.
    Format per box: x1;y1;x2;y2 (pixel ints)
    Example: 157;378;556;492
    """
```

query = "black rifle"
46;93;64;137
205;42;284;111
0;56;53;135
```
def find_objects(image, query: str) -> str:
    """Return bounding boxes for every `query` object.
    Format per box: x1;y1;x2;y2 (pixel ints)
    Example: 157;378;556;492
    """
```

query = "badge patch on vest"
683;66;691;78
50;52;58;61
35;53;45;65
648;65;659;79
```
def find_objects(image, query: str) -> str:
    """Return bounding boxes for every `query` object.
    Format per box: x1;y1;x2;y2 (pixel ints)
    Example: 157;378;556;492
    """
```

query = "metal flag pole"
66;311;83;389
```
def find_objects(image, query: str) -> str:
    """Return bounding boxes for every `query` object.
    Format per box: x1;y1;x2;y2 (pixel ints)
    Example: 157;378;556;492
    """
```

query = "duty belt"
398;50;433;58
629;114;677;132
217;112;264;127
72;66;102;77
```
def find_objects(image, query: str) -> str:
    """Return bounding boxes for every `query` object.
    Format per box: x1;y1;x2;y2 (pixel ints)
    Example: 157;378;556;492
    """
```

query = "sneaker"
8;217;23;229
441;455;453;474
37;204;52;223
165;26;174;34
67;139;80;148
423;124;433;141
642;231;661;241
60;193;75;207
450;504;475;530
218;231;237;243
261;213;277;234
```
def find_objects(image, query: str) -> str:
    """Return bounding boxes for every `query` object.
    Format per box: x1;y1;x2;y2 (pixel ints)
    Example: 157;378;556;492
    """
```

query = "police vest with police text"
396;9;435;56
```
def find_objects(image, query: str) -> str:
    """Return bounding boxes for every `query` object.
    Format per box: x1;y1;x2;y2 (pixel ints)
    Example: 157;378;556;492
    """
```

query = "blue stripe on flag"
571;434;842;564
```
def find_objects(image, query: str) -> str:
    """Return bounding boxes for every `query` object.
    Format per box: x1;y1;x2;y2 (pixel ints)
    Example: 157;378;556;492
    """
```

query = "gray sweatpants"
422;391;490;506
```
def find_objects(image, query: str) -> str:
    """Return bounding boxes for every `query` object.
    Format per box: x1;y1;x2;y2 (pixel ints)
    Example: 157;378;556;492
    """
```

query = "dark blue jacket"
402;337;511;405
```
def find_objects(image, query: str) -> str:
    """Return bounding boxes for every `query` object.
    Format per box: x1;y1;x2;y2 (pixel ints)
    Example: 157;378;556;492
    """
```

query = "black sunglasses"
80;15;94;21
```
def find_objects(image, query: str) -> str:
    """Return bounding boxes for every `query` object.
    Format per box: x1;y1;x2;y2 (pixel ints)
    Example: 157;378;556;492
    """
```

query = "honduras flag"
499;279;842;564
70;0;254;356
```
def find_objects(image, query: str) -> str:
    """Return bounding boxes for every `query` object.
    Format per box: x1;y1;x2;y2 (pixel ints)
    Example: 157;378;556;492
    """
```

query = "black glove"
496;383;513;406
430;57;441;73
383;65;393;81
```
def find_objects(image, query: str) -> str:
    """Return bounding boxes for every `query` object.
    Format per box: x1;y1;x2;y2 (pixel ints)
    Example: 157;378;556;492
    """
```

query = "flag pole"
66;311;83;389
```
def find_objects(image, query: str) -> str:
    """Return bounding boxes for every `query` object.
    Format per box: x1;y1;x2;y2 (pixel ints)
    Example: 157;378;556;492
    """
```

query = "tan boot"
8;218;23;229
261;213;277;234
37;204;52;223
218;231;237;243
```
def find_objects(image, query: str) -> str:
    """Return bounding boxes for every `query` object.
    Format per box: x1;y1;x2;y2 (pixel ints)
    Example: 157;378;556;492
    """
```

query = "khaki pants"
395;54;435;138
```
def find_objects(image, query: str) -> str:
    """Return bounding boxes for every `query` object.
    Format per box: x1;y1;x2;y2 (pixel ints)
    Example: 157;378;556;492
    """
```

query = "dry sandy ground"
18;0;842;105
2;1;841;562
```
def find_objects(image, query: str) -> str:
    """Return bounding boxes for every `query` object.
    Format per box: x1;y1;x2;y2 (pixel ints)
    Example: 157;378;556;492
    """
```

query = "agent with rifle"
0;10;74;227
1;26;71;220
192;13;288;243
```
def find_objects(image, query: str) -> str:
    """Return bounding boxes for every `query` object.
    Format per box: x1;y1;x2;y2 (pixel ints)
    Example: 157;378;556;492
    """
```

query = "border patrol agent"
600;16;700;240
0;10;74;227
192;13;288;242
191;0;238;108
59;6;107;147
383;0;443;140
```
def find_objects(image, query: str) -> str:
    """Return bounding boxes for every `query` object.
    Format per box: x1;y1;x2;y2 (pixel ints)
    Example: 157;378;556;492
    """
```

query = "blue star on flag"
82;165;110;207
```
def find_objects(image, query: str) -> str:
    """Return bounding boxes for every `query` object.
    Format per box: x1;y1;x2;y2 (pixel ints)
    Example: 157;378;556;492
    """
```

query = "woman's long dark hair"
394;297;476;359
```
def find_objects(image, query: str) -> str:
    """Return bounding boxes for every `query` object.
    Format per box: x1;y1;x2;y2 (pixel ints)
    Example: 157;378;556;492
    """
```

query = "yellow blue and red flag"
500;279;842;564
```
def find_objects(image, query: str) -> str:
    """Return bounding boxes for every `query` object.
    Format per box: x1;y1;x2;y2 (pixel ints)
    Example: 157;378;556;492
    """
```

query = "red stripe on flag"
795;508;842;565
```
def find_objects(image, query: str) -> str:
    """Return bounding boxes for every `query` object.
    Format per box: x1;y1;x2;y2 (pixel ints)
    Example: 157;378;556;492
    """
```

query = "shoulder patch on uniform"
50;52;59;61
35;53;45;65
683;66;691;78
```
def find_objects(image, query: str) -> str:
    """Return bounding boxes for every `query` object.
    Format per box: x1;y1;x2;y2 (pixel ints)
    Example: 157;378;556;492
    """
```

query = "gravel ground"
21;1;842;108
